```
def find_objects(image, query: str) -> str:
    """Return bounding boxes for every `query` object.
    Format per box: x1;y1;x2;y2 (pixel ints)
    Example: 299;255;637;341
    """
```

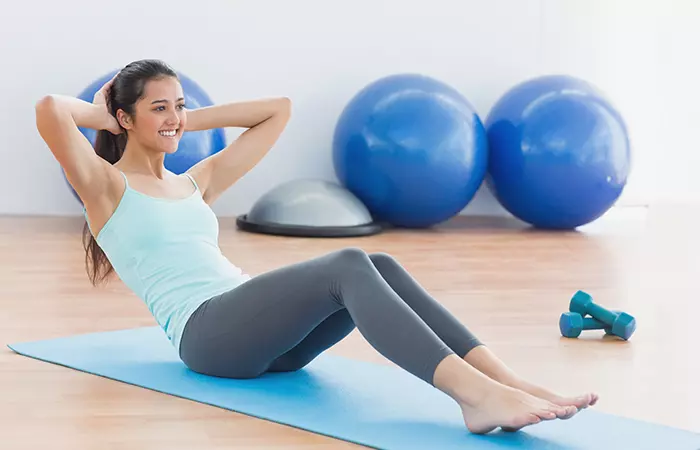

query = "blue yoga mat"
8;326;700;449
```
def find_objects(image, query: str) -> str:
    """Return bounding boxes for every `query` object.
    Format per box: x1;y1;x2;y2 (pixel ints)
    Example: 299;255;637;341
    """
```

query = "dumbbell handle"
580;316;608;330
584;302;618;325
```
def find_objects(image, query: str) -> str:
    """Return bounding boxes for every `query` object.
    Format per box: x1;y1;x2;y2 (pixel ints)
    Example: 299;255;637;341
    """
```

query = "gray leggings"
179;248;483;386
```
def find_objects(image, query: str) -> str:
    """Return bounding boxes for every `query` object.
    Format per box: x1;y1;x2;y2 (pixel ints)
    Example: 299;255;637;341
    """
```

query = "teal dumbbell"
559;312;611;338
569;290;636;340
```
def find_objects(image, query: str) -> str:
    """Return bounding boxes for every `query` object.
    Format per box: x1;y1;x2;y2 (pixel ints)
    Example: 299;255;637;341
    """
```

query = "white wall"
655;0;700;204
0;0;694;217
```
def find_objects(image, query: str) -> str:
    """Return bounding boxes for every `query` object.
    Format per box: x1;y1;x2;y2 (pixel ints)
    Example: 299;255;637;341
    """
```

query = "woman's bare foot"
433;354;577;434
460;382;578;434
463;346;598;413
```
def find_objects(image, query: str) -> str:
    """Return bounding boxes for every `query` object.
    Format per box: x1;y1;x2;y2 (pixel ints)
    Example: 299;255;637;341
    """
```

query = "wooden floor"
1;204;698;448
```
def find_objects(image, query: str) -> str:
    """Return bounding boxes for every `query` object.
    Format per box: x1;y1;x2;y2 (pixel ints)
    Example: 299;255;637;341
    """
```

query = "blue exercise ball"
485;75;631;229
333;74;488;228
65;70;226;203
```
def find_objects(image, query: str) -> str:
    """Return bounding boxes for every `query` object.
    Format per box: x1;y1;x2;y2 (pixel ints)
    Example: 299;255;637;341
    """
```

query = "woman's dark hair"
83;59;178;286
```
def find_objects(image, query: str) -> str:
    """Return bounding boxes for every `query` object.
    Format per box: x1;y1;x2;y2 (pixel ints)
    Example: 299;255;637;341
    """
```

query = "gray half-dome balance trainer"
236;179;385;237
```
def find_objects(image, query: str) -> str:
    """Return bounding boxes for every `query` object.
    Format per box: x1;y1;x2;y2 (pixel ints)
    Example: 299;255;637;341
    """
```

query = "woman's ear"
116;109;132;130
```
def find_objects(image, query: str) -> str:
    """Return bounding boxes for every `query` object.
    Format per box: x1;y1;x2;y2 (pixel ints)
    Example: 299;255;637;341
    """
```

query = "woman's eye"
154;104;185;112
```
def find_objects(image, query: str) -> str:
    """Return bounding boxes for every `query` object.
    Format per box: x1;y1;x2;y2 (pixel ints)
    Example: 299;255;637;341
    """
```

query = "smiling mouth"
158;129;179;137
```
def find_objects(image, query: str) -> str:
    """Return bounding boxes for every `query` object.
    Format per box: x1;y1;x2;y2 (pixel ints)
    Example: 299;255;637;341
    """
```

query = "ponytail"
82;129;126;286
94;129;127;164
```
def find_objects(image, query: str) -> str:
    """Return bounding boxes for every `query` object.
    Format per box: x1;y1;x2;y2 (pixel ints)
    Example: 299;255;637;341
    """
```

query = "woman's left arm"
185;97;291;204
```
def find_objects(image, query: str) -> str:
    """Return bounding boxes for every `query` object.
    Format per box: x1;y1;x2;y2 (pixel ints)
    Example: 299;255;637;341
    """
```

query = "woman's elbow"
277;97;292;116
35;95;57;115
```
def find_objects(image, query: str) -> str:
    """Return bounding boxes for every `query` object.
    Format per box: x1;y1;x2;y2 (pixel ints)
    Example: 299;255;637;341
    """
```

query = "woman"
35;59;596;435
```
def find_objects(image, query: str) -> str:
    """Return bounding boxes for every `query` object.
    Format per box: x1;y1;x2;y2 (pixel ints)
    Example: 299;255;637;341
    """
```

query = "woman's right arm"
35;95;117;204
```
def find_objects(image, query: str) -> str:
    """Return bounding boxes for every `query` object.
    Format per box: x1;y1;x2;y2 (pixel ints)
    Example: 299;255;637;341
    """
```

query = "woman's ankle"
463;346;521;386
432;354;501;407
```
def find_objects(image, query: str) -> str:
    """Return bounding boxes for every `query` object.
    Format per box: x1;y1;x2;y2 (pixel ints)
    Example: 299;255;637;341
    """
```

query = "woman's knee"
368;252;396;266
328;248;402;273
369;252;404;275
330;247;373;266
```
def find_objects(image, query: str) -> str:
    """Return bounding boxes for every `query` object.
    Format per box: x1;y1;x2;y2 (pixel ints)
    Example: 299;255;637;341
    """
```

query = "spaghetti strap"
183;173;200;192
118;170;130;188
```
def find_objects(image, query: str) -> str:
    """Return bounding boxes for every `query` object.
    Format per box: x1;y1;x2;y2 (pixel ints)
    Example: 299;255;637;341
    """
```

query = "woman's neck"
115;142;167;179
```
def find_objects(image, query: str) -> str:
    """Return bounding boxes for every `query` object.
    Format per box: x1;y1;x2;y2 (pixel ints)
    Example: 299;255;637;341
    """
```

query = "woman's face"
121;76;187;155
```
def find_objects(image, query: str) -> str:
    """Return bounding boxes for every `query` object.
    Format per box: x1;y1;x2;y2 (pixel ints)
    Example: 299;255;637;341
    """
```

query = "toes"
527;413;543;424
581;394;593;407
561;405;579;419
552;393;597;409
545;401;569;415
552;406;573;419
576;394;593;409
590;393;599;406
537;409;558;421
544;402;578;419
565;394;593;409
